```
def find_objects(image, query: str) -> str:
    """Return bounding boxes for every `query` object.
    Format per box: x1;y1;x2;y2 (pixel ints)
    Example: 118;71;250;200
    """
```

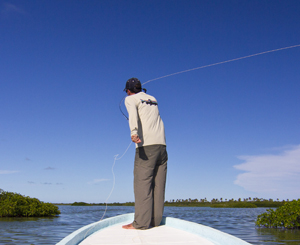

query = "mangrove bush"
0;189;60;217
256;199;300;229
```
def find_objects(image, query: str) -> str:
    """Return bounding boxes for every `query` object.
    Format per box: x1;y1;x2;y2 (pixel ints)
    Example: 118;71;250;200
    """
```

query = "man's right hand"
131;135;141;143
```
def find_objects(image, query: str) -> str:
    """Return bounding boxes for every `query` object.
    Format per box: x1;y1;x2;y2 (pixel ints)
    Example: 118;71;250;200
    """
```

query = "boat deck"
57;213;251;245
79;222;214;245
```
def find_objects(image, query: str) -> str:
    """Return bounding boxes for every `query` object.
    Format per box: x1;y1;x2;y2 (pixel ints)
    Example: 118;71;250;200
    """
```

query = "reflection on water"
256;228;300;245
0;206;299;244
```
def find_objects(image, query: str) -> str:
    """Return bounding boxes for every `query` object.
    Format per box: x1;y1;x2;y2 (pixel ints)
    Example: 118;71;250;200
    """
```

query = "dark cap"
124;78;142;93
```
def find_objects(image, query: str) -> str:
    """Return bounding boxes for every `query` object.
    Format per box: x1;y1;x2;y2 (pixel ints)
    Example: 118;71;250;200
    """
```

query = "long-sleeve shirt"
125;92;166;148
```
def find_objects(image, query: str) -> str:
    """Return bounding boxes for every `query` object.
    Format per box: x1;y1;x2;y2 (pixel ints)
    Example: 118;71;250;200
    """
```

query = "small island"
0;189;60;217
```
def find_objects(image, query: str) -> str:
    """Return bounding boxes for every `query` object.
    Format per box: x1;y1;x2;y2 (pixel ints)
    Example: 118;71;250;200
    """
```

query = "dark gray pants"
132;145;168;229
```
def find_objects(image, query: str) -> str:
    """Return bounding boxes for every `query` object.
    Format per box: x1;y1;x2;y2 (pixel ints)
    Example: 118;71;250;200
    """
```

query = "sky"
0;0;299;204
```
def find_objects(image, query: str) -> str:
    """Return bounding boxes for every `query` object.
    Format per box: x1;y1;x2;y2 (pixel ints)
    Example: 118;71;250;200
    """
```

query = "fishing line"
84;141;133;239
142;44;300;85
118;44;300;118
99;141;132;221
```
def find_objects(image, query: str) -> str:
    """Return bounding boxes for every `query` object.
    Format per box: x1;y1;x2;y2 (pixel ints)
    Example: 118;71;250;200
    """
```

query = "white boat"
56;213;251;245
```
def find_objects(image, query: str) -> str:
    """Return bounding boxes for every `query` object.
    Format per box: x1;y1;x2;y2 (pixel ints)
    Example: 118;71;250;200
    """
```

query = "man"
122;77;168;230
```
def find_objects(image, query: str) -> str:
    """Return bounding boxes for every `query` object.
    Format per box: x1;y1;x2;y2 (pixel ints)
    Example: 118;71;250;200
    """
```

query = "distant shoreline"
54;198;289;208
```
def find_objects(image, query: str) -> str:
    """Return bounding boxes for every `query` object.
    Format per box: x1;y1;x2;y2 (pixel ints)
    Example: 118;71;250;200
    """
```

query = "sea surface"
0;205;299;245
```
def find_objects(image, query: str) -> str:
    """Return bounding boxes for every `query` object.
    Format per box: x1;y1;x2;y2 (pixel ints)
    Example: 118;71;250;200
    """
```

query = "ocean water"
0;206;299;245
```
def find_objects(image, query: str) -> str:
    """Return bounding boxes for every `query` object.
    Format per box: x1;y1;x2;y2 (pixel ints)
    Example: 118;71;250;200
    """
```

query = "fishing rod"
119;96;129;121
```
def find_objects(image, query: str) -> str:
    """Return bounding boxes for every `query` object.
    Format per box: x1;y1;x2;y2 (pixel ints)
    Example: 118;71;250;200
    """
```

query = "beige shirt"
125;92;166;148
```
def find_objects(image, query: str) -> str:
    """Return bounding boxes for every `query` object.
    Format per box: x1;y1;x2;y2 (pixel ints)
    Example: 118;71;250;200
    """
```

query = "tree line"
164;197;288;207
69;197;291;208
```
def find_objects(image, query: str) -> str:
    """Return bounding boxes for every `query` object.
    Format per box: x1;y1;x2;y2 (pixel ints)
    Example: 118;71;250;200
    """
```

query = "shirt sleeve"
124;96;139;136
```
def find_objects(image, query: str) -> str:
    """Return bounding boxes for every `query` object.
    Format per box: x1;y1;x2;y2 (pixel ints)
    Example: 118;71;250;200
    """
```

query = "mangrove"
256;199;300;229
0;189;60;217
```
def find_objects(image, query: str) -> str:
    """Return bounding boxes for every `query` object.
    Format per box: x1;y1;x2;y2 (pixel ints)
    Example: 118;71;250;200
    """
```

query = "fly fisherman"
122;77;168;230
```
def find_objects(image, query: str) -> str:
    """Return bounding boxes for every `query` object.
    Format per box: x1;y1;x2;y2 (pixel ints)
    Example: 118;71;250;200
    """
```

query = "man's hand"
131;135;141;143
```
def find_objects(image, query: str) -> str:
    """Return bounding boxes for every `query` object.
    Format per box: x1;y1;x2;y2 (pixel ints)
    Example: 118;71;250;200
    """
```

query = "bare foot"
122;223;136;229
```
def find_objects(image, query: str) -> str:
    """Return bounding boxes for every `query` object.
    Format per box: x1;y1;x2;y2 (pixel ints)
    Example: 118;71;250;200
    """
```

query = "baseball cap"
124;78;142;93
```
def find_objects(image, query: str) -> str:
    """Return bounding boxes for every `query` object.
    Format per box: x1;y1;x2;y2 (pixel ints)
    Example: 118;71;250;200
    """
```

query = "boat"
56;213;251;245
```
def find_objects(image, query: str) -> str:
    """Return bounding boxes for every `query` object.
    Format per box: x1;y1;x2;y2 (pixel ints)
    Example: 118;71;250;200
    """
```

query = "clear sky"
1;0;299;204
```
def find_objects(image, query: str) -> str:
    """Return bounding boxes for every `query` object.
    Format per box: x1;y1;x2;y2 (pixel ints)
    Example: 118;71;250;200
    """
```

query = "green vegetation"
164;197;285;208
0;189;60;217
71;202;91;206
69;197;287;208
210;202;257;208
256;199;300;229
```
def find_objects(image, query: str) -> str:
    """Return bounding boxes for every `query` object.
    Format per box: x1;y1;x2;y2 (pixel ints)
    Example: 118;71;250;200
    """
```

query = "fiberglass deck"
79;222;214;245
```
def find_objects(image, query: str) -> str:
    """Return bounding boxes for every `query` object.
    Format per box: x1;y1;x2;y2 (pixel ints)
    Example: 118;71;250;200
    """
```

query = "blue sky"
0;0;299;204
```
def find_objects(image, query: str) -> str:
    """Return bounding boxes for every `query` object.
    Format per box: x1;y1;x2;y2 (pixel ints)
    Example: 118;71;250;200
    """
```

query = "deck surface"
79;221;214;245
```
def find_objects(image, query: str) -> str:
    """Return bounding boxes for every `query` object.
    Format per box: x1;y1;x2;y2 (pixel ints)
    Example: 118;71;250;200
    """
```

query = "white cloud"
88;179;110;184
234;145;300;198
0;170;18;174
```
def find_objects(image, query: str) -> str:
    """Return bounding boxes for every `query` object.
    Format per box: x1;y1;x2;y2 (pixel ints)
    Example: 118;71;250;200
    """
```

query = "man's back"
125;92;166;147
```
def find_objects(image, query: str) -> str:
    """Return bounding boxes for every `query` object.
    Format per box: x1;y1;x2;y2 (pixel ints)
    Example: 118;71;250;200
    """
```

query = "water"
0;206;299;245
